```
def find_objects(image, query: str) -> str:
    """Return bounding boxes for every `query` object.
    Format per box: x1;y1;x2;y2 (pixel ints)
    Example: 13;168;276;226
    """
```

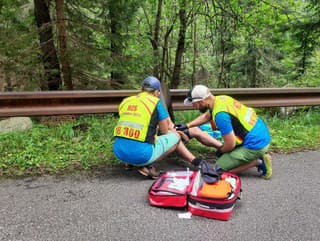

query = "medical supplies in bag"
188;172;241;221
148;170;197;207
148;166;241;221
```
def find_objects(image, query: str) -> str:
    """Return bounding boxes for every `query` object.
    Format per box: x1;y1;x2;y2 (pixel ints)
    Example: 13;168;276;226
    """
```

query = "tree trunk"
152;0;163;77
160;25;175;122
110;21;125;89
109;1;126;89
55;0;73;90
34;0;62;90
298;31;309;75
217;16;231;88
171;3;187;89
191;5;197;87
161;25;174;82
218;36;227;88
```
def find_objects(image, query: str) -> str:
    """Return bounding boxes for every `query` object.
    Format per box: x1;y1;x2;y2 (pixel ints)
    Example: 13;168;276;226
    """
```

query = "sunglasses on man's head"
187;96;203;102
187;90;202;101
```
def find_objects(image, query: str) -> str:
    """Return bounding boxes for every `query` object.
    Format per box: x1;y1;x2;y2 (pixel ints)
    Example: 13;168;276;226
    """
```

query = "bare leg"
153;143;179;163
228;159;259;173
177;130;190;142
174;140;195;162
188;127;222;148
154;133;195;163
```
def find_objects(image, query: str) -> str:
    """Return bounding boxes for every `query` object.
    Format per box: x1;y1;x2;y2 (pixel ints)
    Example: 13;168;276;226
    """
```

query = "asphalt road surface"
1;150;319;241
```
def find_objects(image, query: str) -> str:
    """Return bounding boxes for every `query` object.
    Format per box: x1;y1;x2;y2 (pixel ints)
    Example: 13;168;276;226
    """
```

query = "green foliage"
0;0;319;90
174;110;200;123
0;114;120;176
296;50;320;86
263;108;320;152
1;110;319;177
0;0;42;91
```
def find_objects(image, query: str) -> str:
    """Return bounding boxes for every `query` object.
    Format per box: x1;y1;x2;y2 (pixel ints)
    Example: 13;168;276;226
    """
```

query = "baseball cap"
184;85;211;105
142;76;161;91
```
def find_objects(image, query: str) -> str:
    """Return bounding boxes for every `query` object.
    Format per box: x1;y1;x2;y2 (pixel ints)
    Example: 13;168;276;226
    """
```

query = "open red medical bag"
148;170;241;221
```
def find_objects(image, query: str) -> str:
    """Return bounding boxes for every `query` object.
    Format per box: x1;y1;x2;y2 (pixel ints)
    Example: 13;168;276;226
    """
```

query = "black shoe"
124;163;134;171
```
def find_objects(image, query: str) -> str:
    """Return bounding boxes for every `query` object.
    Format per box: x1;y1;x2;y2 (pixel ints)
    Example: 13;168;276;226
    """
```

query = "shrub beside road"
0;109;320;177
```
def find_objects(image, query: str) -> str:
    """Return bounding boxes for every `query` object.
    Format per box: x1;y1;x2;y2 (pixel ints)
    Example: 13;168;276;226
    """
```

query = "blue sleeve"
157;100;169;121
215;112;233;135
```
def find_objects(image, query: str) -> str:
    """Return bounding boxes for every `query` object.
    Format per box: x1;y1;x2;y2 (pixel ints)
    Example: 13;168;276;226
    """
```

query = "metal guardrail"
0;88;320;117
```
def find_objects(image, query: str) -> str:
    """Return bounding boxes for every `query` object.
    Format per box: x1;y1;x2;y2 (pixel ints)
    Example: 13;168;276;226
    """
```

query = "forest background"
1;0;320;176
1;0;320;92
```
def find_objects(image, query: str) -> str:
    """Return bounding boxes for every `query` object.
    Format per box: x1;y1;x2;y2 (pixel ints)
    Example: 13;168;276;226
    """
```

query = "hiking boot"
138;165;160;179
257;154;272;179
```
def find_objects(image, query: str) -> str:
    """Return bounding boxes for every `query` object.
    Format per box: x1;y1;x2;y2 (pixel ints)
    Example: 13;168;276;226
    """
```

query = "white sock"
257;159;263;165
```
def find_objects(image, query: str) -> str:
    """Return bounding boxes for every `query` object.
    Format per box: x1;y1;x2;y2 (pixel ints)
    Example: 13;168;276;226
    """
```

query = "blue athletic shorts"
113;131;180;166
140;131;180;166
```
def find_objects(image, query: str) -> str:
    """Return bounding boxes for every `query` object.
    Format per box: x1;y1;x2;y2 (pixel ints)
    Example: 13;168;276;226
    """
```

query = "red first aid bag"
148;170;197;207
188;172;241;221
148;170;241;221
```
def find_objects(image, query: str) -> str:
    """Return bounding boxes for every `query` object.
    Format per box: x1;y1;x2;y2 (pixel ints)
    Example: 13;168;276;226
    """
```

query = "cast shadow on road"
91;157;262;182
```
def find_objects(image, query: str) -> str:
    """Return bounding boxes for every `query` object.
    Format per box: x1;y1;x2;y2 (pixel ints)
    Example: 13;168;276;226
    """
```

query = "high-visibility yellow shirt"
114;92;159;143
212;95;257;146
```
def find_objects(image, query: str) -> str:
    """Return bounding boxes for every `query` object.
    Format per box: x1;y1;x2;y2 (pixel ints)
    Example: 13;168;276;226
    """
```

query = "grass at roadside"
0;108;319;177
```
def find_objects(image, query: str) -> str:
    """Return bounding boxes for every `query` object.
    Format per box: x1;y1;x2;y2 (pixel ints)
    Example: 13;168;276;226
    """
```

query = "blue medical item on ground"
199;122;222;139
